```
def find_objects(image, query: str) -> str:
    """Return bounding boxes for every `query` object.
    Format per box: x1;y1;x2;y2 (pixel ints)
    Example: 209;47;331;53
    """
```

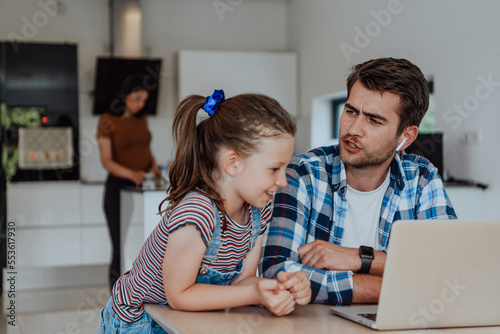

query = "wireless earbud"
396;137;407;151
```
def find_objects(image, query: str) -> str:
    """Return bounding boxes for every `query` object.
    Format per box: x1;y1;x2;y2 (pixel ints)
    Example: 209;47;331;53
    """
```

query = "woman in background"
97;73;162;290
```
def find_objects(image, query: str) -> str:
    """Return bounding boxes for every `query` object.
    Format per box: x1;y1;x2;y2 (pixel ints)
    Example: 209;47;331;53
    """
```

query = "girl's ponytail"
160;95;206;213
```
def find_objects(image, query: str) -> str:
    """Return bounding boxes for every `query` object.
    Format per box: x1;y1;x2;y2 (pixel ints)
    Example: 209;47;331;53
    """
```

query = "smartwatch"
358;245;374;274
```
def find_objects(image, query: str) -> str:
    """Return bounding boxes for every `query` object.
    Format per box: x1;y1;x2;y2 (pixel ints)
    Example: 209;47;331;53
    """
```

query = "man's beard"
339;136;397;169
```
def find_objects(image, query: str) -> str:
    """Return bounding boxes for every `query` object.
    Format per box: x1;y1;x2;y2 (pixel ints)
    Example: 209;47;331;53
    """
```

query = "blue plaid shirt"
260;145;457;305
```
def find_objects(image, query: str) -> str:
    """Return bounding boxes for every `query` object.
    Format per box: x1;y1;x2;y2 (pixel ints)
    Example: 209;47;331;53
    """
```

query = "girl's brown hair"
159;93;296;221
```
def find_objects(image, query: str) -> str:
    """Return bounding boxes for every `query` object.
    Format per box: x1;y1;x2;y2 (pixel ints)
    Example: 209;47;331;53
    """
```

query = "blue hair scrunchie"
202;89;225;117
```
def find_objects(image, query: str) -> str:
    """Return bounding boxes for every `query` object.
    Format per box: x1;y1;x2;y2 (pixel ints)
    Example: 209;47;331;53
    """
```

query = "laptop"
330;219;500;330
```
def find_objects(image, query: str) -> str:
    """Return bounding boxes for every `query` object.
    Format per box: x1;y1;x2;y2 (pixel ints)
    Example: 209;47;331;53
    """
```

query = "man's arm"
399;154;457;220
415;176;457;219
298;240;386;276
352;274;382;303
260;160;355;305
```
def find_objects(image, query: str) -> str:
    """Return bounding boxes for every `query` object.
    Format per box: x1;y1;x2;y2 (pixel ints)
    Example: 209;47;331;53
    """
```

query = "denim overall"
195;202;261;285
98;202;261;333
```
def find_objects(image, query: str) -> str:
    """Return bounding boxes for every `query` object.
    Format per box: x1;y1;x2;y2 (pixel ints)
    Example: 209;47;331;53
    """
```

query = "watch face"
360;246;374;258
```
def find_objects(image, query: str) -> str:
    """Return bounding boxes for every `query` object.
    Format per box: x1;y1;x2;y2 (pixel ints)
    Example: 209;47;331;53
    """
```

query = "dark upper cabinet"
0;42;79;181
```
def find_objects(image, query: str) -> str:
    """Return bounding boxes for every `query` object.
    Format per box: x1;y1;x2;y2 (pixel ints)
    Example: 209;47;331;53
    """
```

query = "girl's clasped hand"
256;271;312;316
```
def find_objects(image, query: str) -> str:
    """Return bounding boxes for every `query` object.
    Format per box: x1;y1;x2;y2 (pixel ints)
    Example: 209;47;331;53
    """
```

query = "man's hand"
298;240;361;272
298;240;386;276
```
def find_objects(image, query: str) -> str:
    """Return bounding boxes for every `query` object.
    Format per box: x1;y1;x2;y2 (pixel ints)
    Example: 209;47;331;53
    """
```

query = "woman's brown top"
97;113;153;172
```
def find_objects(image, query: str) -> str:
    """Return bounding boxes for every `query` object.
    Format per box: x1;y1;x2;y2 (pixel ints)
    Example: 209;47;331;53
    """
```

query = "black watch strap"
358;246;374;274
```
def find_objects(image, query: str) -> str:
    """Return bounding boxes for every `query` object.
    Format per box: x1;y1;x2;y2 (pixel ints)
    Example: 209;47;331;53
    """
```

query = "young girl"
98;90;311;333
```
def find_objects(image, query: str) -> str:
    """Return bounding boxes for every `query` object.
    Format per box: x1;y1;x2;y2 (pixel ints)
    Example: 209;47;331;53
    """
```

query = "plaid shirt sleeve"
259;149;354;305
414;169;457;220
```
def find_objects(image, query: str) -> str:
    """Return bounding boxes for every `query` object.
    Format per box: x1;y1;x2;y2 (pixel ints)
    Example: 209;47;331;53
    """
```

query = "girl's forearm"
166;282;258;311
231;275;270;287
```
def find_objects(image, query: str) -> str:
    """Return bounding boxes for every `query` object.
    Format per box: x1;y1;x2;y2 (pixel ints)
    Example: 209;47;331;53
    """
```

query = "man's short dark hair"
346;58;429;135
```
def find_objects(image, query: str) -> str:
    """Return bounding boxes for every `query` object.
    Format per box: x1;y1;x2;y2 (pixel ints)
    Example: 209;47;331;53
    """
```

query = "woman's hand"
277;271;312;305
254;279;296;316
98;136;146;187
130;170;145;187
150;164;162;179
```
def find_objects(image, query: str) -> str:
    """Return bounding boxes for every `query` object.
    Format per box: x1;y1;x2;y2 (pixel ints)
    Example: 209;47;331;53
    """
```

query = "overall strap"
248;205;261;250
201;200;223;265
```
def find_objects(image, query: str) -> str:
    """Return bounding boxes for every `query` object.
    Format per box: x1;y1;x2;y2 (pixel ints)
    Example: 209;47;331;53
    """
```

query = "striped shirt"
260;145;457;305
112;191;271;322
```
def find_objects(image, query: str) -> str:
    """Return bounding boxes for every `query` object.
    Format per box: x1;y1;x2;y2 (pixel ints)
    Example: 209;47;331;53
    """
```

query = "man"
260;58;457;305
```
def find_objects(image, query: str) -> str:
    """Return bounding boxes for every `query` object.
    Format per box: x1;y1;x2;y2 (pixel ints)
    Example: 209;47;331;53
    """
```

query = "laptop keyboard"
359;313;377;321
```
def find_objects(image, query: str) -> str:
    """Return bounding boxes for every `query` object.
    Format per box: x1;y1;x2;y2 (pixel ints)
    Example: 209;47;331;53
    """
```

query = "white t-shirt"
340;172;391;250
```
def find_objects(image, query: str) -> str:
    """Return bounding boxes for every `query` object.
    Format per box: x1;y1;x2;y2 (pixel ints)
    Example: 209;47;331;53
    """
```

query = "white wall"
287;0;500;219
139;0;289;175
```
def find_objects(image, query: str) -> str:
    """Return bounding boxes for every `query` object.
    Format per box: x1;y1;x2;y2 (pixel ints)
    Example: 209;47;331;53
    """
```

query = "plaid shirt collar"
331;147;406;199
